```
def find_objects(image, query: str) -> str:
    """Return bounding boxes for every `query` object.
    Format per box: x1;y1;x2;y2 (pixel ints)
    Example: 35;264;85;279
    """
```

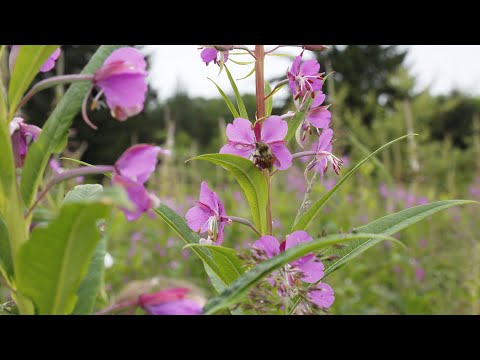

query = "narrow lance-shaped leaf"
265;81;273;117
207;77;240;119
154;204;236;290
224;65;249;119
203;233;398;314
188;154;268;234
292;134;416;232
21;45;125;209
184;244;245;285
323;200;479;277
287;199;479;314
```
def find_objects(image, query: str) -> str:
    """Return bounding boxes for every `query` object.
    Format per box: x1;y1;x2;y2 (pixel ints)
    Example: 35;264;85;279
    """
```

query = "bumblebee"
253;142;276;169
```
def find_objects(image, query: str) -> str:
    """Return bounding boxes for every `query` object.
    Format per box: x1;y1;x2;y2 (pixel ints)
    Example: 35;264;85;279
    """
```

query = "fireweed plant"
0;45;476;315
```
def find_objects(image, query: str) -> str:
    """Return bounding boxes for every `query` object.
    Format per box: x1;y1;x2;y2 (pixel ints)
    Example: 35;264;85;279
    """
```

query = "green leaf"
20;45;125;209
292;134;416;232
73;238;106;315
63;184;131;209
16;202;109;314
207;77;240;119
224;66;249;119
188;154;268;234
0;216;13;281
184;244;245;284
265;81;273;117
236;67;255;81
285;96;314;144
63;184;104;204
154;204;235;289
203;233;398;314
323;200;479;277
8;45;59;118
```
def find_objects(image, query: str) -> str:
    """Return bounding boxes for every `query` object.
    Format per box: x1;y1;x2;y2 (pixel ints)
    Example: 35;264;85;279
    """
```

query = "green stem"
25;165;114;218
255;45;266;121
16;74;94;112
229;216;262;236
262;169;273;235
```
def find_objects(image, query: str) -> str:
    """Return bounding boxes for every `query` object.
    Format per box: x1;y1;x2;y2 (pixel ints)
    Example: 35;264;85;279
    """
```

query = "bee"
253;142;276;169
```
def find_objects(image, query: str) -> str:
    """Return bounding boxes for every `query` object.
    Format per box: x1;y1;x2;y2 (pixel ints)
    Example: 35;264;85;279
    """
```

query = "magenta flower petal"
300;59;320;76
103;47;146;71
270;144;293;170
201;48;218;64
294;254;325;283
226;118;255;145
219;143;254;159
285;230;313;250
185;182;230;244
311;92;326;107
112;174;159;221
260;116;288;144
308;282;335;308
253;236;281;258
40;47;61;72
307;108;331;129
199;181;219;214
115;144;161;184
98;74;148;120
317;128;333;152
94;47;148;122
185;206;211;233
144;299;203;315
9;117;41;168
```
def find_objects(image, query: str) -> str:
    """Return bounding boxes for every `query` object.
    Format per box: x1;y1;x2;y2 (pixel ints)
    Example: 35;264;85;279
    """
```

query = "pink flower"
199;46;233;66
307;282;335;308
253;231;325;284
112;144;163;221
40;48;61;72
92;47;148;122
306;128;343;178
139;288;203;315
287;52;324;100
9;46;61;74
415;267;425;282
253;230;334;309
185;182;231;245
220;117;292;171
296;91;332;143
9;117;41;168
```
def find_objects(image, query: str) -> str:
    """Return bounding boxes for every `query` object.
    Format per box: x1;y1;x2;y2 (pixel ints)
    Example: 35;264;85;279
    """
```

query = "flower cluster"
253;231;335;312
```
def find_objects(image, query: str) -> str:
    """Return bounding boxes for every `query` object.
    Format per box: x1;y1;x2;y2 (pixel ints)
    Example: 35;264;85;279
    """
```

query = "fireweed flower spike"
112;144;164;221
9;46;61;74
9;117;41;168
306;128;343;179
185;181;231;245
220;116;293;171
82;47;148;129
253;230;335;309
139;288;203;315
287;51;324;101
199;45;233;66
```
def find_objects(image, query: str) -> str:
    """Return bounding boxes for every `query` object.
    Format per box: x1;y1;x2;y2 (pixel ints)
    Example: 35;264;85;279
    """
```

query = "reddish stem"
255;45;266;122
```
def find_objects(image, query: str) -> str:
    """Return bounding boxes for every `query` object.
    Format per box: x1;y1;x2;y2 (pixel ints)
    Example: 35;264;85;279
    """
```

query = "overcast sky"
144;45;480;101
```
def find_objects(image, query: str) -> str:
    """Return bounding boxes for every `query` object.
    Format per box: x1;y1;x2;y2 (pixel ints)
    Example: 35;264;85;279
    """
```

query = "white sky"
143;45;480;101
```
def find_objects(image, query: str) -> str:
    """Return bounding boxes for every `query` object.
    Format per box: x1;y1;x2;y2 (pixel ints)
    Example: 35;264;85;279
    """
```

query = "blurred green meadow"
1;45;479;315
